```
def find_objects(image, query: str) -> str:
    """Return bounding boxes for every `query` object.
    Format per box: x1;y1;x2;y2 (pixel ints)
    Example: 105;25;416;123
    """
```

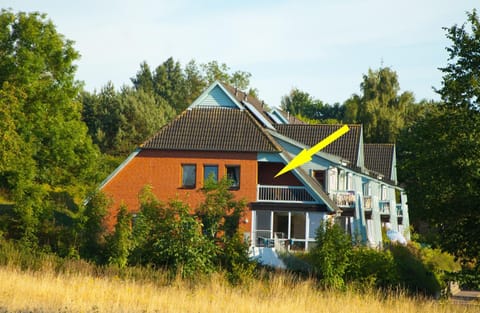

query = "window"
181;164;196;188
204;165;218;182
226;165;240;189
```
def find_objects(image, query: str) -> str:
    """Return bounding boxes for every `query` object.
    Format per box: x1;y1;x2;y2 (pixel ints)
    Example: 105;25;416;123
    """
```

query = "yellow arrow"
275;124;350;177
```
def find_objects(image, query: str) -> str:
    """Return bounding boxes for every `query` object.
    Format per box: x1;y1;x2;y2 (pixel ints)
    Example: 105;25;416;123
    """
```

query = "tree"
81;84;175;156
398;10;480;263
130;58;256;114
131;61;154;94
281;88;345;124
0;10;100;245
436;9;480;111
344;67;416;143
309;220;352;289
130;186;216;278
107;204;132;268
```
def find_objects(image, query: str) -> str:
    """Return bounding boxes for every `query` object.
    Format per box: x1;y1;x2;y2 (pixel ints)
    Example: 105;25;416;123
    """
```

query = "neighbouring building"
99;81;410;251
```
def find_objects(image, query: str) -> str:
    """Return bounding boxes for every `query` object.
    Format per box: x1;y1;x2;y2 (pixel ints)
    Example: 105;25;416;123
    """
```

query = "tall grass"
0;264;477;313
0;239;477;313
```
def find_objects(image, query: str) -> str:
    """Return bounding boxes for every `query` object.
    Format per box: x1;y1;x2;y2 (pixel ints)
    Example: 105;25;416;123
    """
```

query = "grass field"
0;265;477;313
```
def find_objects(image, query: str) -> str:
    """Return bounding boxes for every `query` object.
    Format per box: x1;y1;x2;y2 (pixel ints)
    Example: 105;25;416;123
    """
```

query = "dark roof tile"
364;144;394;180
142;108;280;152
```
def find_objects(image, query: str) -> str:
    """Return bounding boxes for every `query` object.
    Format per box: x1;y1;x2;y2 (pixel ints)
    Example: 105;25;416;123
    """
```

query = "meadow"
0;264;477;313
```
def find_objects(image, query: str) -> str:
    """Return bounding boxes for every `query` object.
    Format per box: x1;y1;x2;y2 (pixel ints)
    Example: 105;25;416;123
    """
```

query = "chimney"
234;87;238;96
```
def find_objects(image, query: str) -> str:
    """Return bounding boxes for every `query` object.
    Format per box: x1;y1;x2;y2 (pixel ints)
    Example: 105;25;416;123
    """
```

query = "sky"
3;0;478;107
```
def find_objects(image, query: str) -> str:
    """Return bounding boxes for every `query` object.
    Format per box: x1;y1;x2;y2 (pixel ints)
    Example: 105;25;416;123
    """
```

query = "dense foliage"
0;10;101;247
398;10;480;274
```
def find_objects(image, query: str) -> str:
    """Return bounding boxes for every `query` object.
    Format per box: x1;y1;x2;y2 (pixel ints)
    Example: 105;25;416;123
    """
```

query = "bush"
389;244;442;297
346;247;398;289
309;220;352;289
130;187;217;279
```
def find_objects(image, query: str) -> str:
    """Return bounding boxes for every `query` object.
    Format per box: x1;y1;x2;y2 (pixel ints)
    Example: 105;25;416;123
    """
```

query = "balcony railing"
330;190;356;208
379;200;390;215
363;196;372;210
257;185;316;203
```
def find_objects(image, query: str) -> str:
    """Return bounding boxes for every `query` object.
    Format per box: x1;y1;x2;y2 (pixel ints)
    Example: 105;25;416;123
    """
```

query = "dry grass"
0;265;476;313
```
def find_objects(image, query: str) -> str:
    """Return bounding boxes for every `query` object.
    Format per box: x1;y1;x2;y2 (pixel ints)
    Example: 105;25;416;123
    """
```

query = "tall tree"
81;84;175;156
131;61;154;94
344;67;416;143
0;10;100;244
398;9;480;263
280;88;344;123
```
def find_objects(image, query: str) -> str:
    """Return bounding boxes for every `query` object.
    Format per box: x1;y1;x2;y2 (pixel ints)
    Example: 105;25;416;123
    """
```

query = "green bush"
346;247;398;289
309;220;352;289
389;244;442;297
130;187;217;279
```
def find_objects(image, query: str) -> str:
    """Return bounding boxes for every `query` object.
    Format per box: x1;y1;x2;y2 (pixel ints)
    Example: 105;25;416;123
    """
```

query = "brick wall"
101;149;258;231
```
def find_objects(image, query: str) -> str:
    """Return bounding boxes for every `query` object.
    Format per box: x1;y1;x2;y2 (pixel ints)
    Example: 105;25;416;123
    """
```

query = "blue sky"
3;0;478;107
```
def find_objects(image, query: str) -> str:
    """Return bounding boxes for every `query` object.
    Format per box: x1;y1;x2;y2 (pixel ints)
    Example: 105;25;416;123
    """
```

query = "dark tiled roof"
142;108;280;152
364;144;394;180
275;124;362;166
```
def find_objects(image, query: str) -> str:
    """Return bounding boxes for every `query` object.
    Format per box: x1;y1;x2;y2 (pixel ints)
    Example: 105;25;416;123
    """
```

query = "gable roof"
364;144;394;180
274;124;362;167
142;108;280;153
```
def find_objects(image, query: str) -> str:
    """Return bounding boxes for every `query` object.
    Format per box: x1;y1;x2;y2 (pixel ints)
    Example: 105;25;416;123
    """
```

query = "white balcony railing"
330;190;356;208
257;185;316;203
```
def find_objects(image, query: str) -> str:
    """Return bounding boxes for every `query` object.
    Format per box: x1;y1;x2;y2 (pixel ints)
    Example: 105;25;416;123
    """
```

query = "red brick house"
100;81;410;250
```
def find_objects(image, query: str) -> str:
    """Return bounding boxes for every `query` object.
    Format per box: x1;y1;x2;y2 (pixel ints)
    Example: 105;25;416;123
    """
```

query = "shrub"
106;204;132;268
309;220;352;289
390;244;442;297
346;246;398;289
130;187;217;279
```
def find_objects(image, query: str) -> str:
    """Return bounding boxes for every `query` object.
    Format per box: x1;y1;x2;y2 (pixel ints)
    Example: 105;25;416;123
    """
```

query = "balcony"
379;200;390;215
257;185;316;203
330;190;356;208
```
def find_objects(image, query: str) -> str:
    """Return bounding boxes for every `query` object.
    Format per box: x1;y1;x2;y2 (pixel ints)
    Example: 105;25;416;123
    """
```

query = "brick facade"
101;150;258;231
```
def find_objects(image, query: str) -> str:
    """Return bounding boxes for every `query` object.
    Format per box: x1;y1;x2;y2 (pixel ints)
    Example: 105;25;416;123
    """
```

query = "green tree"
398;10;480;264
436;9;480;111
130;186;216;278
131;61;155;94
80;191;110;263
154;57;188;112
81;84;175;156
107;204;132;268
344;67;416;143
281;88;345;123
0;10;100;245
309;220;352;289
